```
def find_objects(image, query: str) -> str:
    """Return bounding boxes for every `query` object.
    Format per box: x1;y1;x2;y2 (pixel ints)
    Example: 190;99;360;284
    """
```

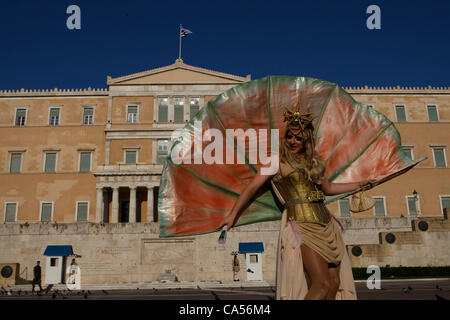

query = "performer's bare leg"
326;265;341;300
301;244;331;300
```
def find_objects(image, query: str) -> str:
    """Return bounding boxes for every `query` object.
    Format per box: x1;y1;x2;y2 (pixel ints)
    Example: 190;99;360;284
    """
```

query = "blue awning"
43;245;81;257
239;242;264;253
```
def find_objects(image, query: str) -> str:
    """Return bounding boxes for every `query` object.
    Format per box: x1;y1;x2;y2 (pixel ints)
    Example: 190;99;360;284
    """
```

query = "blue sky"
0;0;449;90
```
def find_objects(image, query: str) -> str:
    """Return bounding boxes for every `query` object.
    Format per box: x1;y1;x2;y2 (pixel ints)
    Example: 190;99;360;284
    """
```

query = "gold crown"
283;107;315;131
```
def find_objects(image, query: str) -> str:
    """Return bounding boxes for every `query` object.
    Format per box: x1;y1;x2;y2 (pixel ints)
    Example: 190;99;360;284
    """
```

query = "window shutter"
433;149;446;168
84;108;94;116
174;105;184;122
125;151;137;164
77;202;88;221
407;197;417;216
339;199;351;217
128;106;137;114
403;148;413;160
158;105;168;122
395;106;406;122
442;197;450;214
45;153;56;172
374;198;386;216
50;108;59;117
16;109;26;117
80;152;91;172
10;154;22;173
5;203;17;222
190;105;200;120
427;105;438;122
41;203;52;222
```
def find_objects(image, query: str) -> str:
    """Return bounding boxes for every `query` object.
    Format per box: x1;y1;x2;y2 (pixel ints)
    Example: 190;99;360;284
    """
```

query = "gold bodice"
271;168;331;226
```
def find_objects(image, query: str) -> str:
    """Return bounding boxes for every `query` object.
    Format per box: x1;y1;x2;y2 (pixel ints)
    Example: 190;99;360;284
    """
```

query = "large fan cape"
158;76;424;237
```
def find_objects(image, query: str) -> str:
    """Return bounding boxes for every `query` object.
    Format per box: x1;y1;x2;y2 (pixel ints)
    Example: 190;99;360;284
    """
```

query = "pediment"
107;59;250;86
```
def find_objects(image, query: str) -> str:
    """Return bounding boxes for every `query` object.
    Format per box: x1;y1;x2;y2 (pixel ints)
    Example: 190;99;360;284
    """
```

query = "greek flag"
180;26;193;38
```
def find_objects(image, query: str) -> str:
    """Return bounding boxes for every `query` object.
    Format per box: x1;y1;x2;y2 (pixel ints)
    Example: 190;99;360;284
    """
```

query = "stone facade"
0;214;448;284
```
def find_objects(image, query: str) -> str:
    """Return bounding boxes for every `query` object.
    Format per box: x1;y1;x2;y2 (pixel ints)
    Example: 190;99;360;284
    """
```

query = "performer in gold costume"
222;109;373;300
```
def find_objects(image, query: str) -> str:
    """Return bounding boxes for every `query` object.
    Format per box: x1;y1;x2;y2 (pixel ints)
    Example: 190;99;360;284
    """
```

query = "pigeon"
102;290;108;295
52;292;57;299
407;286;413;291
87;290;92;295
402;288;409;294
83;292;88;299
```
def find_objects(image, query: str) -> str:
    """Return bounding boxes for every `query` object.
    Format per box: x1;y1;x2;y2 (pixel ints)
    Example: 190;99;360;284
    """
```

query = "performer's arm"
222;169;274;229
321;179;374;196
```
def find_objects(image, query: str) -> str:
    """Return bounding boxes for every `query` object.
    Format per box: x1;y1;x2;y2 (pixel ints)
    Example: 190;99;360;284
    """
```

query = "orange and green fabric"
158;76;425;237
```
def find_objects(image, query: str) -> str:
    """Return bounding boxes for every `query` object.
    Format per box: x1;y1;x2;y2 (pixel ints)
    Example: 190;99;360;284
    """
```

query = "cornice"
0;87;109;98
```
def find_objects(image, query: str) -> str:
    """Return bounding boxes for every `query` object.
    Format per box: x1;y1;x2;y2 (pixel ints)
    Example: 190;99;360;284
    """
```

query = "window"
440;196;450;215
427;105;439;122
174;97;184;123
79;152;92;172
127;105;138;123
15;108;27;126
250;254;258;263
83;107;94;125
40;202;53;222
50;258;58;267
4;203;17;222
190;97;200;120
373;197;386;216
395;105;407;122
157;140;169;164
403;147;414;161
10;153;22;173
158;98;169;122
44;152;57;173
125;150;137;164
406;196;417;216
339;199;351;217
76;202;89;222
432;147;447;168
49;107;60;125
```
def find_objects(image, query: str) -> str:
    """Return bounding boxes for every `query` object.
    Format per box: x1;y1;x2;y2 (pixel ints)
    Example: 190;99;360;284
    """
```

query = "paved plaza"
0;279;448;300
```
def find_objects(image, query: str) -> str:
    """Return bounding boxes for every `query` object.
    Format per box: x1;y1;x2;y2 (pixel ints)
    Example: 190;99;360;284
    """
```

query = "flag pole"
178;24;182;60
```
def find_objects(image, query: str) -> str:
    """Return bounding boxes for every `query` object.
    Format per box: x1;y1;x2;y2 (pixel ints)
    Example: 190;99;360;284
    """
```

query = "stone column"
147;187;154;222
112;187;119;223
95;187;104;223
129;186;137;223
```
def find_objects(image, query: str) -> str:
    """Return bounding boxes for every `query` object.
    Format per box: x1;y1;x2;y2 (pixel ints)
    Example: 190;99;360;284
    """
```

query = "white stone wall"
0;217;448;285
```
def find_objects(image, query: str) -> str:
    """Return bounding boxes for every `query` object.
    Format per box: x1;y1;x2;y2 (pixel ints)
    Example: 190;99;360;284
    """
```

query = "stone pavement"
8;280;275;293
7;278;450;293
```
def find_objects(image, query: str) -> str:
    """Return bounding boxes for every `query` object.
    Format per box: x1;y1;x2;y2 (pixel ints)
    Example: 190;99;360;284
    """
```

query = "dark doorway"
120;201;130;223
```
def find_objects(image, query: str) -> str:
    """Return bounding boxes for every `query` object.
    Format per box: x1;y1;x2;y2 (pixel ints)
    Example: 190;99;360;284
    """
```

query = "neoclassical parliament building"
0;59;449;285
